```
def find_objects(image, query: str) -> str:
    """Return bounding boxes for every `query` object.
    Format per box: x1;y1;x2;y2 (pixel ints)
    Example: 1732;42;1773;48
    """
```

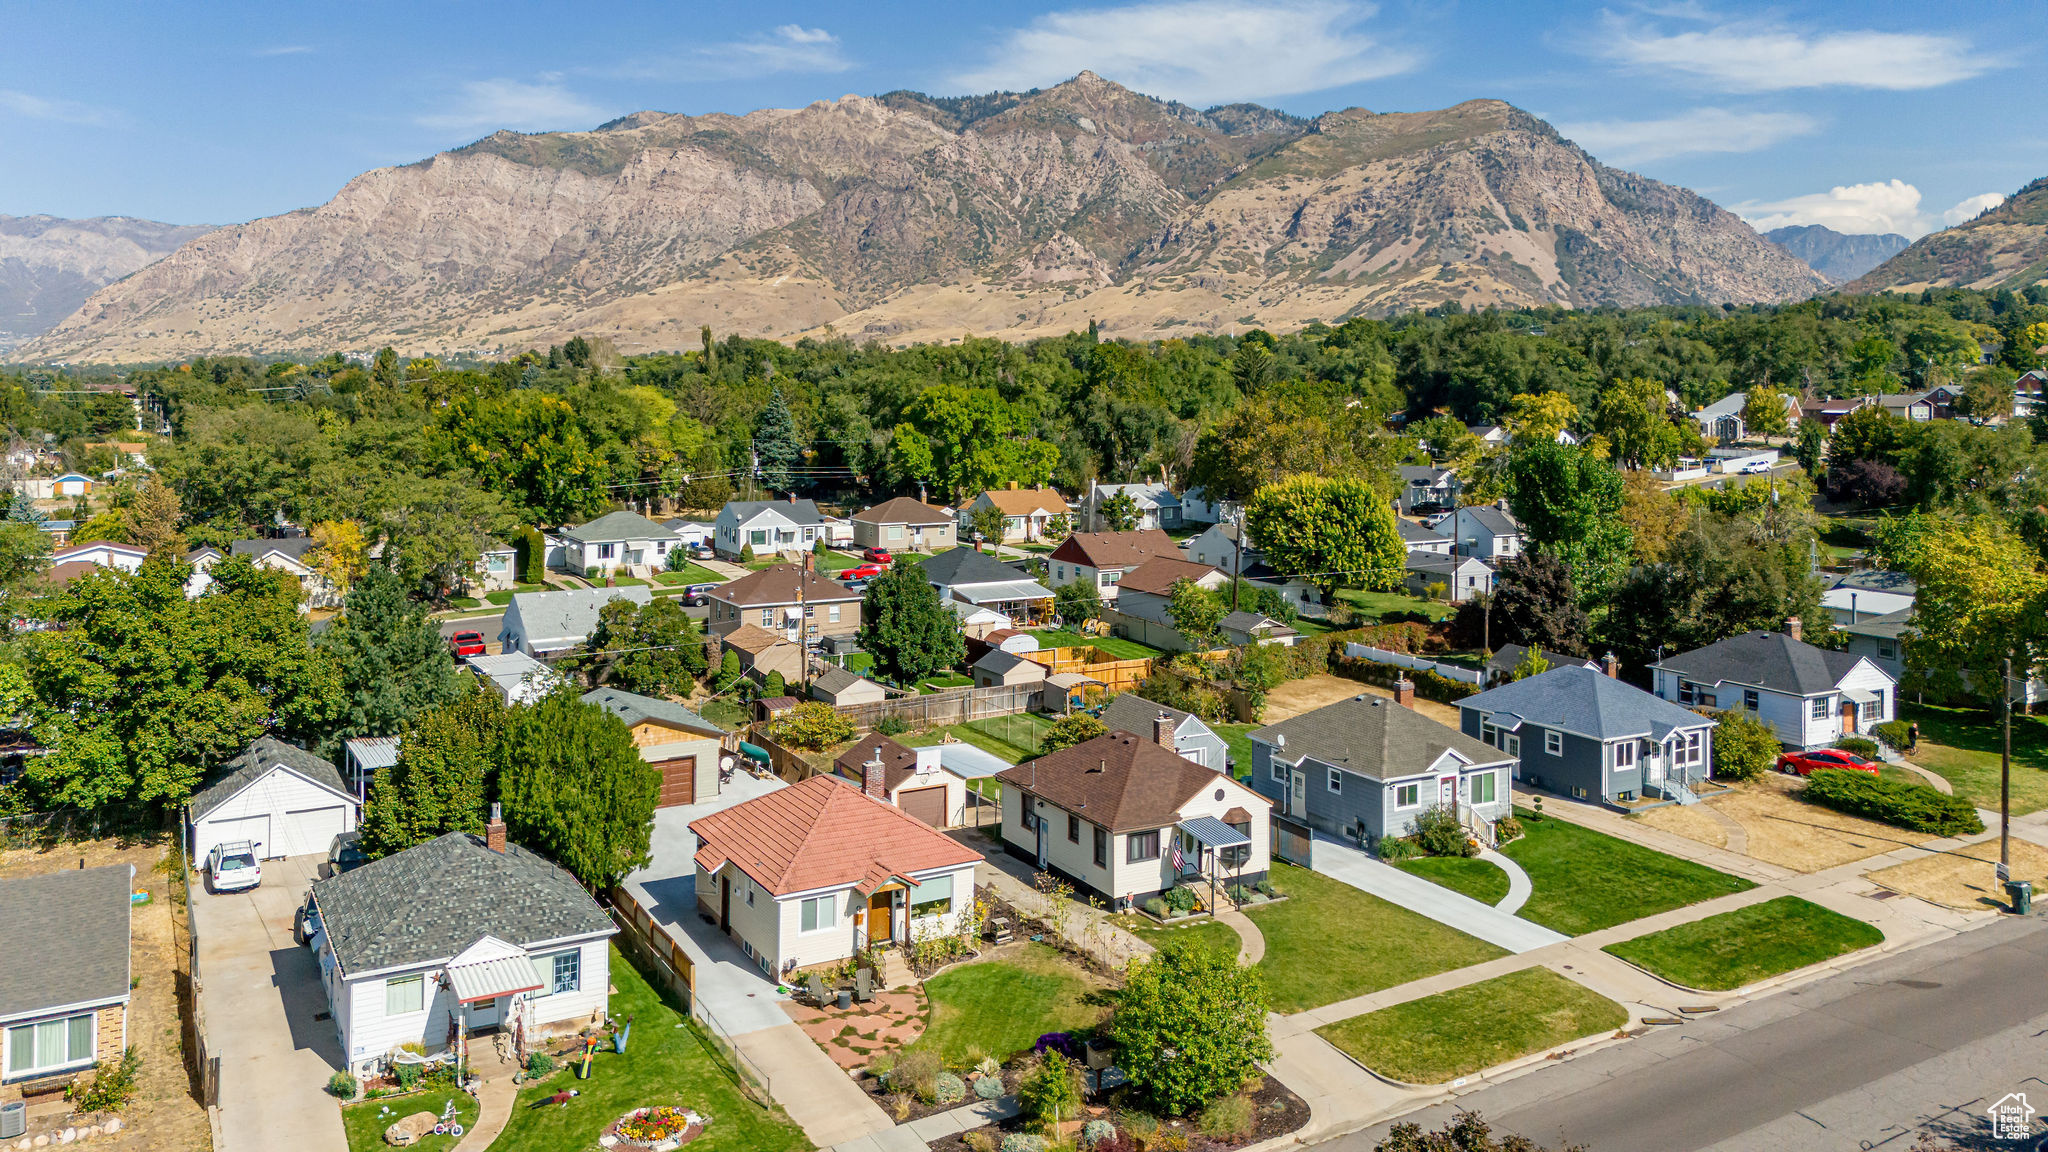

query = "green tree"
857;564;966;686
1054;578;1103;628
1594;377;1690;468
358;690;502;860
1039;712;1107;753
1110;943;1273;1115
1742;386;1793;439
1017;1051;1084;1131
1710;709;1779;782
1503;391;1576;444
752;387;805;493
497;688;660;888
581;596;707;696
1245;474;1405;594
317;563;462;746
1511;648;1550;681
1166;578;1226;649
1793;418;1828;479
1826;404;1909;470
518;526;546;585
1958;365;2016;420
767;701;857;750
1505;443;1633;598
0;519;51;596
715;649;743;692
1098;490;1142;532
1896;517;2048;701
968;504;1008;550
1486;551;1589;656
1600;513;1827;669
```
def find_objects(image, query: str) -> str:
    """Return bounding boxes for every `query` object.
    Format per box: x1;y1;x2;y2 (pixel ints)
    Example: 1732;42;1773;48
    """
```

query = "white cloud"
255;45;313;57
417;79;608;133
1734;179;1933;237
947;0;1419;107
1556;107;1818;164
1943;192;2005;226
0;89;115;126
621;25;853;81
1595;13;1988;92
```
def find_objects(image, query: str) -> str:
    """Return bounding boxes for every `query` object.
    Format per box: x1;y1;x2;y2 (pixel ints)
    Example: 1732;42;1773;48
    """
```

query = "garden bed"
927;1073;1309;1152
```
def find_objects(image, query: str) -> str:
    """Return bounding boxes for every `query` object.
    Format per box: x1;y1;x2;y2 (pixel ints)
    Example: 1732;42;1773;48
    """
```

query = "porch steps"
878;949;916;989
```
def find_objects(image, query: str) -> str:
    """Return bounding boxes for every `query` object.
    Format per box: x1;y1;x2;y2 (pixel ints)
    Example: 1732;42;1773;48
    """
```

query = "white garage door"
279;806;347;858
205;814;271;861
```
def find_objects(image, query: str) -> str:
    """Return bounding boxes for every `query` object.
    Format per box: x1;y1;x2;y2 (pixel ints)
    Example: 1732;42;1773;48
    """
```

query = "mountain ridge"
0;214;213;350
1846;177;2048;294
1764;224;1910;284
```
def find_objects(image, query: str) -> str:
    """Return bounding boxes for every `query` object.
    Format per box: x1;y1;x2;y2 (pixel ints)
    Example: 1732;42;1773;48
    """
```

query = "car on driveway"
680;582;722;606
327;829;367;875
842;577;871;594
449;630;487;658
207;840;263;893
862;546;894;564
842;563;885;582
1777;747;1881;776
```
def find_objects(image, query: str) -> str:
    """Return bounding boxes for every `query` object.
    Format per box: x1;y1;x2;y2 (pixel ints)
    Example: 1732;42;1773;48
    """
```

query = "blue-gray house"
1099;694;1230;774
1249;694;1516;848
1458;666;1717;807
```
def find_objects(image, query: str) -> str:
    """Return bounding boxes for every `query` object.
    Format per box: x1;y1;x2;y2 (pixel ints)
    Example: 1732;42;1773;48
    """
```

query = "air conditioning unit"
1;1100;26;1140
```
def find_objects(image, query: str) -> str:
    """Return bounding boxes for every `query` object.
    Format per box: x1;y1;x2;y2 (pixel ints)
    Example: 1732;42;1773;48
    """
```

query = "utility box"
2006;880;2032;915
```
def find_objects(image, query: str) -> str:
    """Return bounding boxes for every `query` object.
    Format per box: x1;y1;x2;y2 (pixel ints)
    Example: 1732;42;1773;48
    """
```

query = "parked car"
690;544;715;560
327;829;367;875
294;892;322;946
681;582;722;606
862;546;894;564
1741;459;1775;474
449;630;487;658
842;563;885;581
1777;748;1881;776
207;840;262;893
841;577;871;594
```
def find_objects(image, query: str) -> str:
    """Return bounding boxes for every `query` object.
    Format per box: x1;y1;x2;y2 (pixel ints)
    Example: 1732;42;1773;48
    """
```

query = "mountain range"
1764;225;1909;284
1847;177;2048;294
18;74;1836;362
0;215;212;352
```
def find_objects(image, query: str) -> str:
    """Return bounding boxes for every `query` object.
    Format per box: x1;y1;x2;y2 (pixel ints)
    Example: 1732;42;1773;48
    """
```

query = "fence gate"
1272;815;1313;867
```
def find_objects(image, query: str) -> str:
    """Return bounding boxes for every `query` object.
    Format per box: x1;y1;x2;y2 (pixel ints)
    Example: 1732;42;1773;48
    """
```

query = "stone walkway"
1311;833;1569;953
1475;847;1532;914
780;988;929;1071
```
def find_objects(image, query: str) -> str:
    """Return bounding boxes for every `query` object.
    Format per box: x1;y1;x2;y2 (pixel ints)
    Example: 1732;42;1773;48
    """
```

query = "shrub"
1040;712;1109;753
1803;768;1985;836
895;1047;944;1102
877;714;910;736
974;1054;1002;1079
326;1071;358;1099
740;543;756;563
1711;709;1780;782
1111;940;1271;1115
1410;804;1476;858
765;670;787;698
1253;878;1276;897
1143;897;1169;918
519;526;546;584
393;1060;422;1090
975;1074;1005;1100
1034;1032;1082;1062
1494;814;1525;844
1001;1135;1047;1152
525;1051;555;1077
770;702;858;750
814;537;829;555
934;1071;967;1105
584;565;600;580
69;1049;139;1112
1374;835;1419;861
1017;1052;1083;1128
1872;720;1915;750
1163;886;1198;914
1229;884;1253;903
1082;1120;1117;1148
1153;1132;1190;1152
1197;1094;1256;1139
1835;736;1881;760
966;1133;998;1152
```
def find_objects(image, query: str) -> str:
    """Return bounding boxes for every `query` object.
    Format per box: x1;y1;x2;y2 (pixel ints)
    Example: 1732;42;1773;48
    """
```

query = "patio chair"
806;972;830;1005
854;967;876;1003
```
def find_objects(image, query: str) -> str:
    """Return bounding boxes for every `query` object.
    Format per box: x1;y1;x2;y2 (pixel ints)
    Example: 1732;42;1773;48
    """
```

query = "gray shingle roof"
1459;505;1521;537
1484;644;1598;678
311;832;614;975
230;536;318;562
1653;630;1868;697
0;865;131;1020
1825;570;1917;596
973;650;1042;677
189;736;348;821
1842;607;1914;640
581;687;724;735
1406;550;1489;576
507;586;653;646
1219;610;1292;634
1461;665;1714;740
917;547;1029;587
562;510;677;544
1397;520;1441;545
1252;694;1507;781
1100;693;1212;740
723;498;829;526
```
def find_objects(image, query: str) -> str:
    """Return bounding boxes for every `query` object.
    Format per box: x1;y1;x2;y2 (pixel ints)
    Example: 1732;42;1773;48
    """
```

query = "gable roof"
1100;693;1214;741
973;649;1044;678
831;733;955;793
581;687;724;736
710;563;861;607
1406;550;1490;577
998;731;1259;832
1462;665;1714;741
1398;465;1455;484
811;664;885;696
1220;610;1295;637
917;547;1030;588
312;832;613;975
853;496;952;526
721;498;830;526
1116;557;1224;597
1842;607;1914;641
723;622;796;653
189;736;350;821
976;487;1067;516
1048;530;1183;570
1092;482;1178;510
690;774;981;897
0;865;131;1020
230;535;318;563
1397;519;1442;546
507;586;654;645
1455;505;1521;537
1653;630;1872;696
1484;644;1599;678
1252;694;1507;781
466;651;558;697
562;510;677;544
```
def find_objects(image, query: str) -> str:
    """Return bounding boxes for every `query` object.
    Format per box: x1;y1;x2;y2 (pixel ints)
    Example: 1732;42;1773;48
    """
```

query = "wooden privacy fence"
832;680;1045;728
609;887;777;1104
1023;646;1154;692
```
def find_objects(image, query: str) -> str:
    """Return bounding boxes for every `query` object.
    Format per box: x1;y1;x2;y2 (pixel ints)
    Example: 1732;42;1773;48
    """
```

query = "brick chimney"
1008;480;1019;490
1785;616;1803;642
1393;678;1415;708
485;802;506;854
1154;712;1175;749
1602;652;1619;679
863;751;886;799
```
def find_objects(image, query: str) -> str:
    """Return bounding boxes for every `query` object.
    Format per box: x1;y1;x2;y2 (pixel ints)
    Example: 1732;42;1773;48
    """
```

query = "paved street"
1332;915;2048;1152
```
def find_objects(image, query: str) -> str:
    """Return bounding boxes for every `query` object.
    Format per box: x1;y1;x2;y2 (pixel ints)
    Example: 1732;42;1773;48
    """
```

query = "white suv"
207;841;263;893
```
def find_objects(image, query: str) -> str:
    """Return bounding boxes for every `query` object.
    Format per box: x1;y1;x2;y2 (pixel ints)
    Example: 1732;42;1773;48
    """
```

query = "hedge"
1870;720;1914;750
1330;655;1478;703
1803;768;1984;836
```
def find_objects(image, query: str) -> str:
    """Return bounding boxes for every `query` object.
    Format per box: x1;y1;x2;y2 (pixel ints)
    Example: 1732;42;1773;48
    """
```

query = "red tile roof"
690;774;981;897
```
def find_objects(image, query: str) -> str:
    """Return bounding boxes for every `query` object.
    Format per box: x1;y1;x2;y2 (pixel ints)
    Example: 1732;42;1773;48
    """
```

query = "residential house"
948;600;1012;640
36;520;74;547
704;564;862;646
831;735;970;828
712;498;836;559
465;651;561;706
1047;530;1183;603
1460;666;1716;806
186;737;359;864
1877;391;1937;421
559;511;681;578
1219;610;1299;647
1840;608;1911;686
1109;557;1228;650
309;818;616;1080
1467;424;1510;446
1691;390;1801;443
1483;644;1603;685
916;548;1053;622
996;729;1271;907
2016;369;2047;418
689;774;983;976
1822;570;1916;625
851;496;956;553
1397;519;1452;555
1182;521;1257;575
583;688;727;808
0;866;131;1100
231;535;342;608
720;623;805;684
1921;383;1964;419
1251;692;1513;847
1100;694;1229;772
1397;465;1461;513
1403;550;1494;603
1801;396;1875;428
660;518;714;551
1085;482;1181;532
808;665;890;707
341;736;400;801
472;540;517;592
184;545;221;598
42;540;148;589
498;586;653;659
1650;622;1897;749
51;473;91;498
973;649;1049;688
1433;504;1524;561
1177;486;1232;526
1240;561;1322;616
959;486;1069;544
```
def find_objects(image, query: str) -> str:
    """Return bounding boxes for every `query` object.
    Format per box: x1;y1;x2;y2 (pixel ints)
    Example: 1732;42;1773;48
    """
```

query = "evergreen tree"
358;690;501;860
497;689;660;888
7;491;45;525
317;563;462;747
858;564;966;686
752;388;804;493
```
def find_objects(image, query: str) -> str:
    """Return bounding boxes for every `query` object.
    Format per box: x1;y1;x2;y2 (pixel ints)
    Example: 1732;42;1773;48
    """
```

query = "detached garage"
187;736;359;864
581;688;730;810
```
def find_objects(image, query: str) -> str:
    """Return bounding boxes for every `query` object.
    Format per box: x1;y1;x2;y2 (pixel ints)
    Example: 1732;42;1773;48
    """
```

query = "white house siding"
888;767;968;828
1004;773;1270;903
334;937;609;1075
571;535;675;576
771;863;974;973
697;862;786;975
190;768;357;865
1654;661;1893;750
1001;783;1119;896
1181;526;1247;574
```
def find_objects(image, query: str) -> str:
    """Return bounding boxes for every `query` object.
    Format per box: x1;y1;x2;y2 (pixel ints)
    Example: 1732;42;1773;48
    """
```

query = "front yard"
1632;774;1938;872
1901;702;2048;817
911;942;1110;1064
1314;967;1627;1085
1115;914;1243;957
1867;838;2048;910
1394;856;1510;906
1499;810;1754;935
1247;863;1507;1013
1603;896;1883;991
653;563;727;585
341;1087;477;1152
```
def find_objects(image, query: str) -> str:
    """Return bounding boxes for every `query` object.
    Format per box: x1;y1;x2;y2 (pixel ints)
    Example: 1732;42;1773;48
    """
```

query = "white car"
1741;459;1775;474
207;840;262;893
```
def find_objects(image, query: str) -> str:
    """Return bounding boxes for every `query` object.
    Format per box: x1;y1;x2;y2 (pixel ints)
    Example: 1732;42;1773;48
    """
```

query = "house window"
1544;729;1562;756
803;528;815;542
1270;760;1287;783
828;605;841;623
1093;827;1107;868
1055;565;1065;581
385;974;425;1016
1394;782;1420;808
760;609;774;626
1127;831;1160;862
1812;696;1832;720
1470;772;1497;804
1067;813;1080;843
1743;689;1759;711
1612;742;1636;770
597;543;615;560
887;525;903;540
749;530;768;546
911;875;953;919
1677;681;1699;705
5;1014;94;1077
532;949;581;995
1327;767;1342;793
1860;695;1882;723
1878;640;1896;660
800;894;837;933
1503;734;1520;758
1101;570;1121;587
1687;731;1703;764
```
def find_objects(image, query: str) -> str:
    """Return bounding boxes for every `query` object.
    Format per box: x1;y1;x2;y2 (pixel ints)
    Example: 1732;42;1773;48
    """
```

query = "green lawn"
483;583;546;605
913;943;1109;1065
607;576;650;586
1246;863;1508;1014
699;699;749;731
918;672;975;693
838;652;874;675
1331;589;1453;622
1215;723;1258;778
1024;631;1165;660
904;723;1035;764
1115;915;1243;957
1315;968;1628;1084
1502;810;1754;935
1604;896;1884;991
342;1087;479;1152
1394;856;1511;907
1289;617;1333;636
810;550;866;573
653;564;726;585
492;945;807;1152
964;713;1056;756
1900;702;2048;817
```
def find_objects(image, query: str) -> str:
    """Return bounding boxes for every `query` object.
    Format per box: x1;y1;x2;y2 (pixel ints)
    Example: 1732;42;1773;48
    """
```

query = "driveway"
188;853;347;1152
1311;833;1569;954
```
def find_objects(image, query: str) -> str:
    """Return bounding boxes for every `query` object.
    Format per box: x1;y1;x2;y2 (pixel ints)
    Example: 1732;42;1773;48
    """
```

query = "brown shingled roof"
997;731;1267;832
689;774;981;897
723;623;794;653
1047;530;1182;570
978;487;1067;516
852;496;952;526
711;563;862;607
832;733;926;792
1115;557;1224;597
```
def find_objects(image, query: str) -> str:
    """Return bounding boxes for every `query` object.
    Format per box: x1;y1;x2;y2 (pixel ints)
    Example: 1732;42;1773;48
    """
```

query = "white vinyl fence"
1344;643;1485;685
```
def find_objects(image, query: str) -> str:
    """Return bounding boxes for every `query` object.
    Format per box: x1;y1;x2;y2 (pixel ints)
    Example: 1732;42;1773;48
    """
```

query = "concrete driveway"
188;853;348;1152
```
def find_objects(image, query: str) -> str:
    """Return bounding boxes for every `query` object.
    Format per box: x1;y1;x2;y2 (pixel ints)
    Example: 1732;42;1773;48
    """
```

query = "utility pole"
2002;655;2013;875
1230;514;1244;611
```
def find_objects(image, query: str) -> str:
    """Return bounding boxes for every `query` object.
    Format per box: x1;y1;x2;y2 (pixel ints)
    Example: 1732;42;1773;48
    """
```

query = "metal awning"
446;955;543;1004
957;580;1054;604
1178;815;1251;851
1842;686;1879;704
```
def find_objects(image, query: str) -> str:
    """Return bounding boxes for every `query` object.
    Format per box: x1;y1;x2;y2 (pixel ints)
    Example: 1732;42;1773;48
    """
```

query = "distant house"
1047;530;1183;603
1467;424;1510;446
186;736;359;864
832;734;971;828
809;664;890;707
1692;390;1800;443
704;564;861;645
0;865;131;1095
1111;557;1228;649
851;496;956;553
973;649;1049;688
960;486;1069;544
1397;519;1452;555
1822;570;1916;625
498;586;653;659
1650;622;1897;749
472;540;517;592
1396;466;1460;513
1085;481;1181;532
2016;369;2047;418
1839;608;1911;686
1181;521;1258;574
1177;486;1232;526
1219;610;1299;647
184;545;222;598
1100;694;1229;772
231;535;342;608
1483;644;1603;685
50;473;92;498
1433;504;1524;561
661;518;714;551
1877;391;1937;421
712;498;836;558
916;548;1053;622
559;511;680;577
1240;561;1322;617
464;650;561;705
1403;550;1494;603
1460;666;1717;806
42;540;148;589
583;688;727;808
721;623;805;684
1801;396;1875;428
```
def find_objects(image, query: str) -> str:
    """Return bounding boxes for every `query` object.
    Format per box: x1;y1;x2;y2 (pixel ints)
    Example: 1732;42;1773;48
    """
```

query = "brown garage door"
898;785;948;828
652;756;696;808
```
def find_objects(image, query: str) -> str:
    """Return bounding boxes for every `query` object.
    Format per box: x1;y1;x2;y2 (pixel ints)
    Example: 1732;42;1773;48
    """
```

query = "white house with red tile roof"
687;773;982;977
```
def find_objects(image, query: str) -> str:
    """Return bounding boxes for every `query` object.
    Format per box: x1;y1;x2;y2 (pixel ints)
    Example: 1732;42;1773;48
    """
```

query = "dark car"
681;582;722;606
1776;748;1881;776
449;630;487;658
862;547;894;564
327;829;367;874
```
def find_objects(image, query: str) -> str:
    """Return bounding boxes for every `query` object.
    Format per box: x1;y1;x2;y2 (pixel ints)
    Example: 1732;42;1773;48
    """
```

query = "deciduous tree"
1488;551;1590;656
1742;386;1793;438
1039;713;1107;753
1503;391;1576;444
1245;474;1405;594
358;690;502;859
858;564;966;686
1505;443;1633;598
1166;578;1227;649
1098;490;1142;533
581;596;708;696
1897;517;2048;701
1110;942;1272;1115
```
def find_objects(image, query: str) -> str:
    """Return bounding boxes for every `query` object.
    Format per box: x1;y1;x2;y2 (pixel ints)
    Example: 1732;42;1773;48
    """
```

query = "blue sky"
2;0;2039;238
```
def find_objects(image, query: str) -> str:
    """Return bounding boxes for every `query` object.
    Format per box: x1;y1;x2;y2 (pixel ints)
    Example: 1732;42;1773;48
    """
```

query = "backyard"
1603;896;1883;991
1331;589;1453;623
1247;863;1507;1013
904;721;1037;764
341;1087;477;1152
1024;630;1165;660
1497;810;1755;935
912;942;1110;1064
490;945;809;1152
1216;722;1258;777
1314;967;1627;1084
1901;702;2048;817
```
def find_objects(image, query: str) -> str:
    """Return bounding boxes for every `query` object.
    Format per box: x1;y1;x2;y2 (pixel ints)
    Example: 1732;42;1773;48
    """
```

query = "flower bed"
605;1105;706;1149
926;1073;1309;1152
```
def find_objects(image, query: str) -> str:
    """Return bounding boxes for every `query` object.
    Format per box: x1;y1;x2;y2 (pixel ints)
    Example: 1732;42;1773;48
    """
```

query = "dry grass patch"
1866;838;2048;910
1264;673;1462;727
1630;803;1730;850
1715;774;1935;872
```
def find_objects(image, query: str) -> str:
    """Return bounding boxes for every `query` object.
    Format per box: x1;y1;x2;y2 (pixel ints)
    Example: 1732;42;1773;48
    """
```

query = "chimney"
1393;678;1415;708
485;802;506;854
1849;592;1859;625
863;751;886;799
1602;652;1619;679
1154;711;1175;749
1008;481;1019;490
1785;616;1803;642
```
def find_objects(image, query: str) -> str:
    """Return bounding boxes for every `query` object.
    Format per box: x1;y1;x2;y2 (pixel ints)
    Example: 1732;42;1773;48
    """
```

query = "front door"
866;892;895;944
719;876;731;932
1035;816;1048;868
468;996;500;1030
1440;776;1455;808
1288;769;1306;816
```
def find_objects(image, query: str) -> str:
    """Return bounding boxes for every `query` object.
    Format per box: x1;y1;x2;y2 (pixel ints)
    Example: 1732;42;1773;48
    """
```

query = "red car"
842;563;885;582
862;547;894;564
1776;748;1880;776
449;630;487;658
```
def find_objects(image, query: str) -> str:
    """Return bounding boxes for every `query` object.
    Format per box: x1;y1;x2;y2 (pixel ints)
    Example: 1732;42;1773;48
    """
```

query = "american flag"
1171;841;1185;873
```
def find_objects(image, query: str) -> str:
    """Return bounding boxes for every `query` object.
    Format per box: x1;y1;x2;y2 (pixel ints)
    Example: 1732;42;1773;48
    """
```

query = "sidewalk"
829;1095;1019;1152
1311;833;1568;954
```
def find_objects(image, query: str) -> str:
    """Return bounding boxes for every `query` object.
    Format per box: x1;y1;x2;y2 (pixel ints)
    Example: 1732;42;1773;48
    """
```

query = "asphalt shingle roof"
1100;693;1209;740
1461;665;1715;740
507;586;653;647
1653;630;1867;696
1047;530;1182;570
852;496;951;526
1252;694;1506;781
312;832;613;974
723;498;830;526
711;564;860;607
1116;557;1222;597
0;865;131;1019
189;736;348;821
916;548;1030;587
1458;505;1522;537
581;687;724;735
230;536;318;563
999;731;1255;831
1842;607;1914;640
1397;520;1442;546
562;510;677;543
